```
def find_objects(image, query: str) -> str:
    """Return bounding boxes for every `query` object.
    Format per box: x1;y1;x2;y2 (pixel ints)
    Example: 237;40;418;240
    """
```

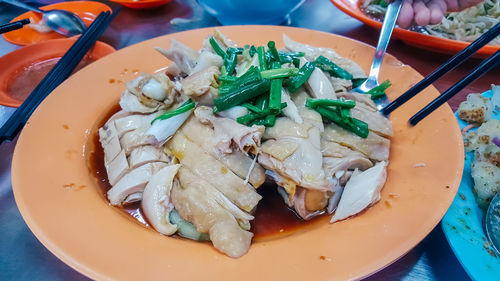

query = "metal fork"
353;0;403;110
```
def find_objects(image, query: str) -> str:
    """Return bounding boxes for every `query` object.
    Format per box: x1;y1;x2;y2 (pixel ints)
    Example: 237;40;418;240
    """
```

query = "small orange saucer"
3;1;112;46
108;0;171;9
0;38;115;108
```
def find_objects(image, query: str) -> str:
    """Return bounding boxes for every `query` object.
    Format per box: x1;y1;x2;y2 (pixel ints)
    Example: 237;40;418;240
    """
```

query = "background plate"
12;26;463;281
329;0;499;57
441;90;500;281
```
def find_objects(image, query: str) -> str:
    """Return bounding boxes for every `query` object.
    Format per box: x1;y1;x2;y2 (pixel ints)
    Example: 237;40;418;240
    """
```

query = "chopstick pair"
0;18;30;34
381;22;500;125
0;11;113;143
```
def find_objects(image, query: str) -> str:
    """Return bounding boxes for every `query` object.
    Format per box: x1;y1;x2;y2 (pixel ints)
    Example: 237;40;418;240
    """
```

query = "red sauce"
87;105;326;239
6;57;95;102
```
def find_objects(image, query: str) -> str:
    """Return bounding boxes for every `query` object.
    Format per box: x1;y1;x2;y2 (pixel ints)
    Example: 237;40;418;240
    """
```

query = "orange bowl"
108;0;172;9
330;0;499;56
2;1;112;46
12;26;463;281
0;38;115;108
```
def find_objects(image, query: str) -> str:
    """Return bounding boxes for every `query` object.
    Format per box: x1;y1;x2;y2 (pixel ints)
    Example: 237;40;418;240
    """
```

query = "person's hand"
396;0;484;28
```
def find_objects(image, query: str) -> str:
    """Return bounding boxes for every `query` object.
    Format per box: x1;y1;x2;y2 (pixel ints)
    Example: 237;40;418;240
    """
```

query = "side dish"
460;85;500;208
98;30;393;258
362;0;500;45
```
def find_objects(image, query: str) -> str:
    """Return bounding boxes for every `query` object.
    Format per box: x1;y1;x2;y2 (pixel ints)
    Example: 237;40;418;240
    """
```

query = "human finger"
397;0;414;28
413;0;431;26
428;0;446;24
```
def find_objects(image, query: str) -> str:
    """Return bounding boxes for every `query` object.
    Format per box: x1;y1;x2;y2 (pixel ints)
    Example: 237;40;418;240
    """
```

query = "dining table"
0;0;498;280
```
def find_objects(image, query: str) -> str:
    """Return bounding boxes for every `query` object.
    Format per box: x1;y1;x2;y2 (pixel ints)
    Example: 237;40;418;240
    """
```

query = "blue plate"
441;90;500;281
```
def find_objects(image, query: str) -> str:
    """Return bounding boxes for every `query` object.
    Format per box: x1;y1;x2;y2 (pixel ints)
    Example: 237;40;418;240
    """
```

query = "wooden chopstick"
409;49;500;125
0;18;30;34
0;11;112;143
381;21;500;116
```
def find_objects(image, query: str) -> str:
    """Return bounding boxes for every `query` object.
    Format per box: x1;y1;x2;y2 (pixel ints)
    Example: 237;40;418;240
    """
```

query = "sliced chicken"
172;168;253;258
330;161;388;222
292;187;328;220
263;117;312;139
336;92;377;111
181;66;220;106
299;57;336;100
106;149;129;186
155;39;199;75
167;132;262;212
180;116;266;188
322;123;390;161
120;128;152;155
328;76;352;93
322;156;373;180
192;51;223;73
120;90;160;114
107;162;167;205
129;145;171;169
141;164;181;235
114;113;159;139
99;123;122;163
195;106;264;155
281;88;303;124
350;103;393;137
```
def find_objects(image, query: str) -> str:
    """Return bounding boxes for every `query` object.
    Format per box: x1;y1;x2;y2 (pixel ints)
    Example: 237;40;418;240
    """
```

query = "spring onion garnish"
214;79;271;112
257;46;267;71
151;99;195;124
314;55;353;80
170;210;210;241
287;61;316;93
255;93;269;111
365;79;392;99
218;75;238;83
264;114;276;127
224;48;239;76
249;45;257;57
314;106;369;138
218;66;262;95
267;41;281;63
209;37;226;59
352;78;367;88
237;103;287;125
268;62;283;113
241;103;263;113
305;98;356;109
260;68;299;79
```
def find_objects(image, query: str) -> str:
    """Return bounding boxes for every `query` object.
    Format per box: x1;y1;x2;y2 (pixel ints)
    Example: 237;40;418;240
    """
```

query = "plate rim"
11;25;464;281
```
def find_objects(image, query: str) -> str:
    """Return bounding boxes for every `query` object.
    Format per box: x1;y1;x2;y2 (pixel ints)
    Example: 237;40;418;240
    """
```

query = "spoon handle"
2;0;43;13
367;0;402;79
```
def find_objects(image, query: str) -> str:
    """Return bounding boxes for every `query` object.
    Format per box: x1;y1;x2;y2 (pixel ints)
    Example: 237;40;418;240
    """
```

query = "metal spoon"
353;0;402;110
485;192;500;255
2;0;86;37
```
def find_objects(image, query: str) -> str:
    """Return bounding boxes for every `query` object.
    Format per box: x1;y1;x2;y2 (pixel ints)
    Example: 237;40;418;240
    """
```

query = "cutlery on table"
1;0;86;37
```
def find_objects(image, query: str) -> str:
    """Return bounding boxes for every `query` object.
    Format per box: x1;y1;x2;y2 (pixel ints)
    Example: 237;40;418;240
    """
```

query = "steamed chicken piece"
330;161;388;222
180;116;266;188
322;123;390;161
350;103;393;137
129;145;170;168
195;106;265;155
192;51;224;73
181;67;220;105
107;162;168;205
328;76;353;93
141;164;181;235
113;113;159;138
259;118;329;191
299;57;337;100
167;132;262;212
155;39;200;75
336;92;377;111
171;168;253;258
127;73;176;104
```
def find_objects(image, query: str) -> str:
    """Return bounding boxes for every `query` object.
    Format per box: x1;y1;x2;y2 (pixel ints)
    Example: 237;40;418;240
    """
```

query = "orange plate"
12;26;463;281
108;0;171;9
3;1;112;46
330;0;499;56
0;38;115;107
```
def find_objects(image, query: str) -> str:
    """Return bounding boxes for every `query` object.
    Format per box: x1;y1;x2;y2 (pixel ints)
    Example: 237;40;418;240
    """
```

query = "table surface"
0;0;498;280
